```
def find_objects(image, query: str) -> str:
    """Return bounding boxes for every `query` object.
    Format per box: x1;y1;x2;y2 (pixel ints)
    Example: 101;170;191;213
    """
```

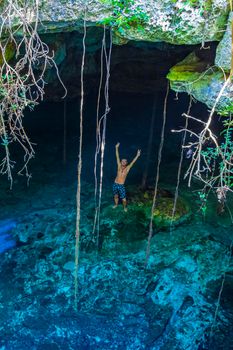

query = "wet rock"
215;11;233;71
167;51;233;116
100;187;191;246
63;261;75;271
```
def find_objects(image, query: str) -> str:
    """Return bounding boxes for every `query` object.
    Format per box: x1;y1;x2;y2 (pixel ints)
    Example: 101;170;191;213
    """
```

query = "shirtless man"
113;142;141;212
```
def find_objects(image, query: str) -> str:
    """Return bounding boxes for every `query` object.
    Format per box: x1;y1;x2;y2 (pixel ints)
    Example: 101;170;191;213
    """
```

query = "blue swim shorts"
113;183;126;200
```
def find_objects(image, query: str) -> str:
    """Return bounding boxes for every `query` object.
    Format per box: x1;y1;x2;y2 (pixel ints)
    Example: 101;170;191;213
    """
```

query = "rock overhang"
0;0;232;114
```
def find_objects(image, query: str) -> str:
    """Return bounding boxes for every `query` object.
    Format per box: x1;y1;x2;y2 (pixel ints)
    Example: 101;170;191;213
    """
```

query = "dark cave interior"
1;28;219;189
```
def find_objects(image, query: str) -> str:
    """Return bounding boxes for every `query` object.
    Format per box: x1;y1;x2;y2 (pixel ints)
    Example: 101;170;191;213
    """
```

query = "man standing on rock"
113;143;141;212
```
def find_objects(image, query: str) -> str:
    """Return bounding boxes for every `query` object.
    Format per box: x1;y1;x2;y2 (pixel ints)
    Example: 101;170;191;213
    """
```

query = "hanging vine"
170;96;192;231
74;9;87;309
92;28;112;248
92;27;106;242
0;0;66;187
145;82;169;263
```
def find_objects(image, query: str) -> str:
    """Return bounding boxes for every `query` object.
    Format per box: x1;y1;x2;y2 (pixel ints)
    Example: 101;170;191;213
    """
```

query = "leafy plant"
197;190;208;216
99;0;148;32
200;125;233;189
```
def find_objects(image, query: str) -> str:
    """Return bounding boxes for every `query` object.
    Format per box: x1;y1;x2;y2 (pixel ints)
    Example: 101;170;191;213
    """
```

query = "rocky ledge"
0;0;232;115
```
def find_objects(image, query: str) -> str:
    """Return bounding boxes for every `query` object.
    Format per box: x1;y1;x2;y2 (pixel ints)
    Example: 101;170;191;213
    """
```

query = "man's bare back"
113;143;141;211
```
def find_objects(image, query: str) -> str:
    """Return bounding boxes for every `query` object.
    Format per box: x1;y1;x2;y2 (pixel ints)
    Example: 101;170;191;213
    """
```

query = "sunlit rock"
167;51;233;116
215;11;233;72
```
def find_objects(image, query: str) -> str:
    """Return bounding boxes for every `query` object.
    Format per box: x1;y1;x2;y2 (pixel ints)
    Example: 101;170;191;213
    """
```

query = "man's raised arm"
115;143;121;167
128;149;141;170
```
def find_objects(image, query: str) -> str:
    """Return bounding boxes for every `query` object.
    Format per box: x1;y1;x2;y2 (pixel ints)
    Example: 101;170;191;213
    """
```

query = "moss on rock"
167;51;233;116
1;0;230;46
0;42;15;66
101;0;230;45
215;11;233;72
1;1;231;114
100;187;191;243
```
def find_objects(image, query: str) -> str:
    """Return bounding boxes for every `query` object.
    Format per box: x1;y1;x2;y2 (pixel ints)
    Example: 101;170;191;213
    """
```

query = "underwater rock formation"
0;220;16;254
1;196;232;349
0;158;233;349
100;187;191;248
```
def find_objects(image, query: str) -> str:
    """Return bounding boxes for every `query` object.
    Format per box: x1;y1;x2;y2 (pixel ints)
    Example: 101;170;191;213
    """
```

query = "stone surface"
215;11;233;72
108;0;229;45
167;51;233;115
99;187;191;252
0;1;232;114
0;0;230;45
0;140;233;349
38;30;195;99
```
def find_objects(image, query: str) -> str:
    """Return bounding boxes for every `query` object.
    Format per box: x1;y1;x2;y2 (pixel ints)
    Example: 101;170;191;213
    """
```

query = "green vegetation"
201;127;233;188
197;190;207;216
99;0;148;33
0;42;15;66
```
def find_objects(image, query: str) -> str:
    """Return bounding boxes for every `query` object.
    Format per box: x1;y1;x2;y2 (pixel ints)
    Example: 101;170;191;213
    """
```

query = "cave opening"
0;28;217;193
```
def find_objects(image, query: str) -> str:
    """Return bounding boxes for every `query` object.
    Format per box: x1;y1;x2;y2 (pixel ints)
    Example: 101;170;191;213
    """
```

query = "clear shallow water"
0;220;17;254
0;94;233;349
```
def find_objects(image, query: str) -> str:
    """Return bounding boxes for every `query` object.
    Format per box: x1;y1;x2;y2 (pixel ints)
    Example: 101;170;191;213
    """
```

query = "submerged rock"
100;187;191;246
0;219;16;254
0;177;233;349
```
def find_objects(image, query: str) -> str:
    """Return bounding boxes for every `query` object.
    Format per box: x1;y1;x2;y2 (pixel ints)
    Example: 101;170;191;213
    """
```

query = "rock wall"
9;0;229;45
0;0;232;114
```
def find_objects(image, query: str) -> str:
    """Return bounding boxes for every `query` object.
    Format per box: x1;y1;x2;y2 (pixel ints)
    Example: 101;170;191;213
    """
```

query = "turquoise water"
0;94;233;349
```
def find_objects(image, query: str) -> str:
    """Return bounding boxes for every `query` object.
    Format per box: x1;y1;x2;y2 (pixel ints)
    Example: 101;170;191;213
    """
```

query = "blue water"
0;220;16;254
0;95;232;350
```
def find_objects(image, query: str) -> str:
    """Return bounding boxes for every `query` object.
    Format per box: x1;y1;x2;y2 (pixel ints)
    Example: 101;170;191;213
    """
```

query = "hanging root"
208;12;233;324
92;26;105;241
171;73;233;196
63;98;67;165
141;93;157;190
74;11;86;309
170;96;192;231
145;82;169;264
180;16;233;190
0;0;67;187
92;28;112;248
171;17;233;191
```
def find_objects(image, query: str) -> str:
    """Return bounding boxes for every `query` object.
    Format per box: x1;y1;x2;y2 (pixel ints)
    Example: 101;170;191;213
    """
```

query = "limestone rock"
100;187;191;246
167;51;233;116
108;0;229;45
0;0;230;46
1;0;232;114
215;11;233;72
